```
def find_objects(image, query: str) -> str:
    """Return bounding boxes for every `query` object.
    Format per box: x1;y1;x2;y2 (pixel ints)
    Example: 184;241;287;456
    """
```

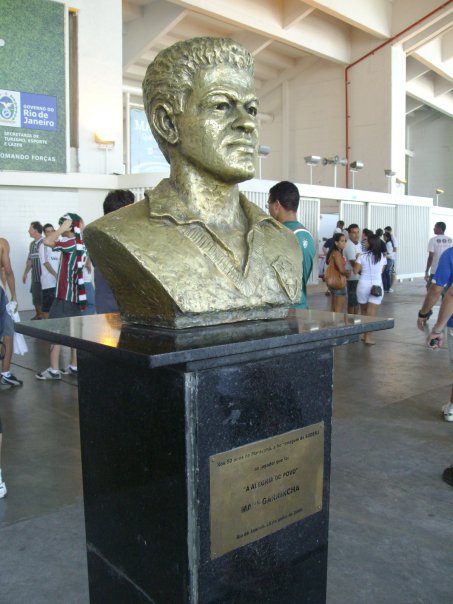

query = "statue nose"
234;108;257;133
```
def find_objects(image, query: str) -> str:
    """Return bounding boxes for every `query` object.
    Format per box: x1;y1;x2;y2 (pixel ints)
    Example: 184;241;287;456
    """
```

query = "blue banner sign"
129;108;169;174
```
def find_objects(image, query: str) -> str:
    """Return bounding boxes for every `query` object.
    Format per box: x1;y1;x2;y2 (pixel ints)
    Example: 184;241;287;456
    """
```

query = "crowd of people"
318;223;397;343
0;190;135;497
1;184;453;496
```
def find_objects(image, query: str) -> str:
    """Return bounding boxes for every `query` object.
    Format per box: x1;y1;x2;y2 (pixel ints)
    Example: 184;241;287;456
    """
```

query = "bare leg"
70;348;77;367
50;344;60;371
363;302;378;344
1;335;13;373
333;294;346;313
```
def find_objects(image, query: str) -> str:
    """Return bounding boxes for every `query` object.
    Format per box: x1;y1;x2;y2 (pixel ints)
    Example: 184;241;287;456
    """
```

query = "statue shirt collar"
145;178;282;232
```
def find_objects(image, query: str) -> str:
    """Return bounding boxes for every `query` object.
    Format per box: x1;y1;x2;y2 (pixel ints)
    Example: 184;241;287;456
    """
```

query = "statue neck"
169;163;243;228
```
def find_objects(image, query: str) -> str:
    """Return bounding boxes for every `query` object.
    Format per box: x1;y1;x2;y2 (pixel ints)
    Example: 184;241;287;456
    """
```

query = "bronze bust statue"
85;37;302;328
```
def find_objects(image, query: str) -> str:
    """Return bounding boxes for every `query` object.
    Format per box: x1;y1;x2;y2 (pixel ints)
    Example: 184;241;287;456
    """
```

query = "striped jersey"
53;237;86;303
29;238;44;282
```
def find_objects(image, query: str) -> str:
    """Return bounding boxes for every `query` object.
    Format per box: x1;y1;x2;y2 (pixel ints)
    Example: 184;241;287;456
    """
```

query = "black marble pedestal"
17;309;393;604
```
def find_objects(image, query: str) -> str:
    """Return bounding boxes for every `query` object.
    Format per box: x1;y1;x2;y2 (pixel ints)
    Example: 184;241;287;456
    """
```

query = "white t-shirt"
428;234;453;274
344;239;362;281
386;241;396;260
356;252;387;283
39;244;60;290
387;233;398;250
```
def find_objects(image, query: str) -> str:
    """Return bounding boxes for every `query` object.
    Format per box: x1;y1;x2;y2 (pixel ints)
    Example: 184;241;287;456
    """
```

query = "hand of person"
424;273;429;283
60;218;73;232
22;274;26;284
345;270;351;278
417;317;427;332
427;329;444;349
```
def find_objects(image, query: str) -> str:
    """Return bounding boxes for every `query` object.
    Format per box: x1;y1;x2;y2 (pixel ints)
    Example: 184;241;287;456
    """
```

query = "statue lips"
226;140;257;157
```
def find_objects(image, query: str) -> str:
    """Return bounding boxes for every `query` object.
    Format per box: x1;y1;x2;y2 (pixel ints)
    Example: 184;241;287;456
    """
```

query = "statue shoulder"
85;198;149;237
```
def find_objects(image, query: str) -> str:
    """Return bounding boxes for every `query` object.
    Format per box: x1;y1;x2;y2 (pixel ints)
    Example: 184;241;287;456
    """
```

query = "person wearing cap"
35;214;87;380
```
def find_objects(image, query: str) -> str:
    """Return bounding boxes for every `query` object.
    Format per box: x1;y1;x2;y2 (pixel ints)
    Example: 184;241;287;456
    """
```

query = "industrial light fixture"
304;155;321;184
94;132;116;174
435;187;445;206
257;145;271;179
384;169;396;193
349;160;364;189
323;155;348;187
94;132;115;147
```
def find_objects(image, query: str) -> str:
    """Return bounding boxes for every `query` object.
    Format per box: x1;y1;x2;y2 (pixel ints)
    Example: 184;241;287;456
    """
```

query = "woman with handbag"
354;234;387;344
324;233;349;312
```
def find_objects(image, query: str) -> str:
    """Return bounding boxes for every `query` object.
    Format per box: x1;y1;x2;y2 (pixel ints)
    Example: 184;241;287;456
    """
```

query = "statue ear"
152;103;179;145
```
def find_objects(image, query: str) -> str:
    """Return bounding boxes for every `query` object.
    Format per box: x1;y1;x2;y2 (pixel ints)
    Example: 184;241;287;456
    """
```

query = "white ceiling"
122;0;453;118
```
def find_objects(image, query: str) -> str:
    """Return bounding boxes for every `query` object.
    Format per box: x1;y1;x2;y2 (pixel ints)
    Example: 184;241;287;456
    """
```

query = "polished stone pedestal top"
16;309;393;368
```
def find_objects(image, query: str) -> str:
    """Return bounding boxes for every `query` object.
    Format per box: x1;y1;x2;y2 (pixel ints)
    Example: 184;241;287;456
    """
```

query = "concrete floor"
0;279;452;603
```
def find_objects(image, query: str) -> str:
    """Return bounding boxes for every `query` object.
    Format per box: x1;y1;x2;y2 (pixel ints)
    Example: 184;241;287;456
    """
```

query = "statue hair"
142;37;254;161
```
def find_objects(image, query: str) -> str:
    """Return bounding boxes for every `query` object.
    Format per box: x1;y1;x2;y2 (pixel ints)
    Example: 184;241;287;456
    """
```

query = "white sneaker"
442;403;453;422
35;368;61;380
60;365;78;376
0;481;7;498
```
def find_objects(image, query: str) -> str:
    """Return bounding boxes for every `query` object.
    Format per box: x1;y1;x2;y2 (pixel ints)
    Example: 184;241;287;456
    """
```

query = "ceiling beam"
282;0;315;30
402;13;453;54
258;56;317;98
406;56;430;82
434;73;453;97
123;0;187;70
168;0;351;63
302;0;392;38
406;75;453;117
413;39;453;83
406;96;424;115
230;31;273;56
442;28;453;62
124;64;148;79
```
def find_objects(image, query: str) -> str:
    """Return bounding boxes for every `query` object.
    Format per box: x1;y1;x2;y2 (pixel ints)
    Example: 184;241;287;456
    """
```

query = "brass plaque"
210;422;324;559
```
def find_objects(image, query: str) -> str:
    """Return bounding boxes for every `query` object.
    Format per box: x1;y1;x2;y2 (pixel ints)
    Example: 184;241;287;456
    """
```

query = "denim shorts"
329;286;347;296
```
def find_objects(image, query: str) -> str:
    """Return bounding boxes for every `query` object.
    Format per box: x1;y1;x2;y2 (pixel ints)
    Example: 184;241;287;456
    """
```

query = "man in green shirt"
268;181;316;309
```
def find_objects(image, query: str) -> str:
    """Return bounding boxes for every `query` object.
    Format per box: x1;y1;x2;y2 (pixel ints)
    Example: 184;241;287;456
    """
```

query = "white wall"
70;0;124;175
407;114;453;209
259;59;345;186
348;44;406;194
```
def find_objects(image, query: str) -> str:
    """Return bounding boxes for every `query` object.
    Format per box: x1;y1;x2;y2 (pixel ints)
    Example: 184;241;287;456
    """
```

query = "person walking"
268;181;316;309
382;231;395;293
35;214;87;380
325;232;349;313
22;221;44;320
354;234;387;345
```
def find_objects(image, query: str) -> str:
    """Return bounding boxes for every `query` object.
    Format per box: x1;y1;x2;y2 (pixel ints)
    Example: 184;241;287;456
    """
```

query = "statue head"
142;37;259;183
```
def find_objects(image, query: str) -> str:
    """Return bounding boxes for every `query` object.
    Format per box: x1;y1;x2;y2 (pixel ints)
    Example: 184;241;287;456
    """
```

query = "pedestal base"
78;345;332;603
16;310;393;603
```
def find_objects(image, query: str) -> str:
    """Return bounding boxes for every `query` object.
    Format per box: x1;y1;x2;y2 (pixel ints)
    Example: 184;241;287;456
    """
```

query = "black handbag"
370;284;383;297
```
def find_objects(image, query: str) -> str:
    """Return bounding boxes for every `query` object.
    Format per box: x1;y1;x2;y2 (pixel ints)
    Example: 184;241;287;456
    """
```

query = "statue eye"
247;105;257;117
215;102;230;111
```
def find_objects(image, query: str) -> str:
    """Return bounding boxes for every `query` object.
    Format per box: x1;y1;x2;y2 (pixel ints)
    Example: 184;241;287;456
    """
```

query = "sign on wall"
0;0;66;172
129;107;169;174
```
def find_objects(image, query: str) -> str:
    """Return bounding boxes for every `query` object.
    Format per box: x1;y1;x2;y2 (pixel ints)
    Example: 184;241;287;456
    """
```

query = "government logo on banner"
0;91;20;127
0;90;57;131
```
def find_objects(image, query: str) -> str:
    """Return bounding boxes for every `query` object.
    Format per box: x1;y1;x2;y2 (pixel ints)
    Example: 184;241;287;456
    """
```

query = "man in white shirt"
343;223;362;314
39;224;60;319
425;222;453;288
